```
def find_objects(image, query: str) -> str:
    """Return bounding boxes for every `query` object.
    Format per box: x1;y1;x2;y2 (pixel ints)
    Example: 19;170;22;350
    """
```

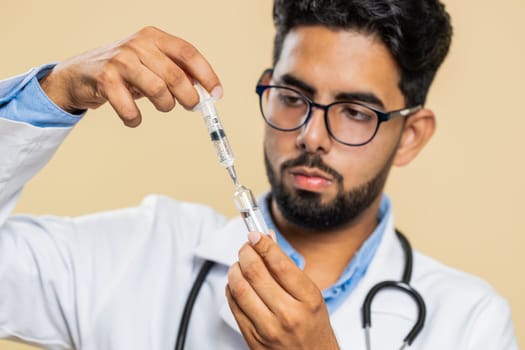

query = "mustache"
280;153;343;183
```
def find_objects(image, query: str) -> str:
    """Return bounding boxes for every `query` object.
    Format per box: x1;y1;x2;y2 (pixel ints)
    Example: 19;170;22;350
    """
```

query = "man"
0;0;518;349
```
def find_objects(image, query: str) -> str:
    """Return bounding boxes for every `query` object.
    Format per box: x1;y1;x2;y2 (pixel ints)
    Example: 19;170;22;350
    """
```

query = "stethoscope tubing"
175;230;426;349
361;231;427;348
174;260;215;350
361;280;426;345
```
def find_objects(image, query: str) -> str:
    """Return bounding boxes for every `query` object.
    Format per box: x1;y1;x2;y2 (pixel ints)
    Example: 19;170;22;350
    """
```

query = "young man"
0;0;518;349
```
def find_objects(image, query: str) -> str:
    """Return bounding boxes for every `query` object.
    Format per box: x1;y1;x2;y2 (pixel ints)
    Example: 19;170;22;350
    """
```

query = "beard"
264;150;392;231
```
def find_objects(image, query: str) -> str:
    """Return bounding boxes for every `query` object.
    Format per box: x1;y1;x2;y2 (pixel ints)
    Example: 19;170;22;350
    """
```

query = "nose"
295;106;332;154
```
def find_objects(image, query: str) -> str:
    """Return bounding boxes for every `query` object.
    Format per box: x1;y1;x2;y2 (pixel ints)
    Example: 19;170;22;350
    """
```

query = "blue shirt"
0;64;83;127
0;65;389;315
259;193;389;314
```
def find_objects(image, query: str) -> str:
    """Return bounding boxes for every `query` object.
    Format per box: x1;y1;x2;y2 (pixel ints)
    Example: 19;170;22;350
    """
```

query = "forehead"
273;26;403;107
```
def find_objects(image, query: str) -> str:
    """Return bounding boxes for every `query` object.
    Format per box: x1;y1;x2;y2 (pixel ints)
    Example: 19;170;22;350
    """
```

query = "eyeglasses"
255;69;422;146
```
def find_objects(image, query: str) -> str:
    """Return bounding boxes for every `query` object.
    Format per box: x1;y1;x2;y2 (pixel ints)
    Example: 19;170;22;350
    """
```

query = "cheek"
264;128;299;170
330;142;396;191
327;147;368;189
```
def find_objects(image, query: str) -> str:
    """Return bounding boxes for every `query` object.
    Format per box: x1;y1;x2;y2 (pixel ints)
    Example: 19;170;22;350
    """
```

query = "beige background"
1;0;523;348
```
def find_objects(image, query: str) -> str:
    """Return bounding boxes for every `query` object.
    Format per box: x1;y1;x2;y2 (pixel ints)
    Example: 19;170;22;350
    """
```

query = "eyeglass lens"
260;86;379;145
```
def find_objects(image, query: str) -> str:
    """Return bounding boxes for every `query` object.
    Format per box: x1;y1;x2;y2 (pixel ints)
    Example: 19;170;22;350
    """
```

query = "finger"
225;285;261;347
225;286;251;334
226;285;271;349
247;232;320;303
99;71;142;127
227;262;274;321
226;265;277;345
136;49;199;109
237;241;297;314
153;28;222;97
117;57;176;113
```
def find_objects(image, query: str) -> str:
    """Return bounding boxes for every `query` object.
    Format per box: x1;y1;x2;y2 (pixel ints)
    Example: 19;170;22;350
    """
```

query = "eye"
340;105;374;122
277;91;305;108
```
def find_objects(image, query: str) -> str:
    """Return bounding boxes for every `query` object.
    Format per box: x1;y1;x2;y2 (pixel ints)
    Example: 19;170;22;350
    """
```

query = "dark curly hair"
272;0;453;106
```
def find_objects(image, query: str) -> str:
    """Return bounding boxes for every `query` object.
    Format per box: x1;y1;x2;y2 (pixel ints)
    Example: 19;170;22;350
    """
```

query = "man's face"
264;26;407;231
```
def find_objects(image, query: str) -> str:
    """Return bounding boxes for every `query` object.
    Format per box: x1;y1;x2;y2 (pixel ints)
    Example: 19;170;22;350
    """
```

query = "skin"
39;25;435;349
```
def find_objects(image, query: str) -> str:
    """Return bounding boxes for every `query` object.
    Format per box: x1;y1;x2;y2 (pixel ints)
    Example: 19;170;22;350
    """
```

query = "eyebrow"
276;73;386;110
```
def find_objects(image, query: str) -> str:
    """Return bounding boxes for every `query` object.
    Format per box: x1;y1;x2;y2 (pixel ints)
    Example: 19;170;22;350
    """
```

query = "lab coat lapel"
194;216;247;266
193;216;246;335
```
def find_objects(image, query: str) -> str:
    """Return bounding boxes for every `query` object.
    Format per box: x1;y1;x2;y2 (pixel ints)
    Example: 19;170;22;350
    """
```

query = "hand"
226;232;340;350
39;26;221;127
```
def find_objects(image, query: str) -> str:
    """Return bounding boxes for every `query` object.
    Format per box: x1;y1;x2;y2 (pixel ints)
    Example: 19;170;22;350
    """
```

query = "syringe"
193;83;238;185
193;83;269;235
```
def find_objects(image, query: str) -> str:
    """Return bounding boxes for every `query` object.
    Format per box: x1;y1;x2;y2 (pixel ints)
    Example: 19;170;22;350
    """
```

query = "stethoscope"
174;230;426;350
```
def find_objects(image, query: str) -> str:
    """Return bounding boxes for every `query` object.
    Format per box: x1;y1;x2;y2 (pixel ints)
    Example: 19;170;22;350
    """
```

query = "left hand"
226;232;340;350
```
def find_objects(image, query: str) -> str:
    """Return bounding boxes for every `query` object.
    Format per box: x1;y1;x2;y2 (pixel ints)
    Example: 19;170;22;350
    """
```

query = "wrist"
38;67;85;115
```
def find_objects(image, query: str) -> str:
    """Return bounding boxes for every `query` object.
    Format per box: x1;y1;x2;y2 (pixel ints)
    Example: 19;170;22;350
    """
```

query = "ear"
393;108;436;166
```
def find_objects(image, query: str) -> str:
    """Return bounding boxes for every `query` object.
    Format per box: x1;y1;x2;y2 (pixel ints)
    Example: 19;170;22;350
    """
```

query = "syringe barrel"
203;114;234;167
233;185;269;234
194;84;235;168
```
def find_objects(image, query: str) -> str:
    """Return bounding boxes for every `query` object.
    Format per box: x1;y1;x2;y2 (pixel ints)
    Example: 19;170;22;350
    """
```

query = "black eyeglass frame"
255;69;422;147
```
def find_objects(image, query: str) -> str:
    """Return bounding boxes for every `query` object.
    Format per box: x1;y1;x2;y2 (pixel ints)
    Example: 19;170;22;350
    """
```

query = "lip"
288;166;333;192
289;166;333;180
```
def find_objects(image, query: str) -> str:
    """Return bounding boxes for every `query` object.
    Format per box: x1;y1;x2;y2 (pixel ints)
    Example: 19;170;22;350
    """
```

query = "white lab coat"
0;117;519;349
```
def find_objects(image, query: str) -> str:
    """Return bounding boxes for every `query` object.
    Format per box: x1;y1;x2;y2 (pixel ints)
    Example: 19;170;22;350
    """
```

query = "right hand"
39;26;221;127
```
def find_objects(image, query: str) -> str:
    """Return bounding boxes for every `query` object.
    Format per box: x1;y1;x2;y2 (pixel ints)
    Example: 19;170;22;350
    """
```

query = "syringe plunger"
193;84;268;234
194;83;237;182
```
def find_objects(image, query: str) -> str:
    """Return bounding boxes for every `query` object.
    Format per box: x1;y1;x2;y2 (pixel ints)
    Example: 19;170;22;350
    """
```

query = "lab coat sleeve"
0;80;81;347
0;65;82;226
0;66;87;349
0;120;72;227
466;293;519;350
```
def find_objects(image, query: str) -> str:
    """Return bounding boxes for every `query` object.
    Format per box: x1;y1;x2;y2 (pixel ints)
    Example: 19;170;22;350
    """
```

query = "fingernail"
211;85;223;99
248;231;261;245
268;230;277;242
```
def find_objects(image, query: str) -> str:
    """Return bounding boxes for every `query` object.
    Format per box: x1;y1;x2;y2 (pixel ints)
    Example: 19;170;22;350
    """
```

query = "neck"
271;195;382;290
